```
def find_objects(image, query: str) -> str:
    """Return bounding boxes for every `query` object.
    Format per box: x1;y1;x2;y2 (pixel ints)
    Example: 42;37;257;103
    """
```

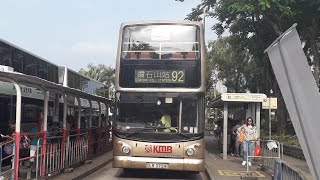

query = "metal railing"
36;135;65;177
245;140;281;174
260;140;283;170
0;139;14;179
65;133;88;168
274;159;306;180
6;126;112;179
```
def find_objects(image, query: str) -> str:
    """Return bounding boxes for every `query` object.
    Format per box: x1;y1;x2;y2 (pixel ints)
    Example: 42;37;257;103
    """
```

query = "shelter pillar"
62;94;67;168
246;104;251;118
41;90;49;176
223;102;228;160
255;103;261;138
76;96;81;139
11;81;22;180
251;103;256;122
98;102;102;154
88;100;93;159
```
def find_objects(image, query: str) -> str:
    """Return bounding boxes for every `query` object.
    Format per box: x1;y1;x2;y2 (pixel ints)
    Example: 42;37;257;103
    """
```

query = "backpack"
238;131;245;143
4;142;13;155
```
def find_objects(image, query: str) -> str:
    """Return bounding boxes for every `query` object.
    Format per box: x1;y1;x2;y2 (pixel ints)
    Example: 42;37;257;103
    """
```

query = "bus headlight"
186;148;195;156
122;146;130;155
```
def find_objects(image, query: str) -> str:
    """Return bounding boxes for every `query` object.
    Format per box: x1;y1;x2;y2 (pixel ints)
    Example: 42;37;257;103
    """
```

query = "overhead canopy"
207;93;266;160
208;93;267;108
0;70;111;104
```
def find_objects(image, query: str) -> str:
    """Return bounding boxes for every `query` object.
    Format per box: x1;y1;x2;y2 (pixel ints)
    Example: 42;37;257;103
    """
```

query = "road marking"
217;170;265;177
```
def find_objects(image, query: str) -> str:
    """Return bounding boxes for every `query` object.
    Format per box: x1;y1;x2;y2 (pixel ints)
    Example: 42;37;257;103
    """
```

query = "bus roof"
0;37;60;68
120;20;203;28
63;66;106;85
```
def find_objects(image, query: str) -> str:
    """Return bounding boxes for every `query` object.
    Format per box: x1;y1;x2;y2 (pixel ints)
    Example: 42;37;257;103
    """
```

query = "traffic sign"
262;98;277;109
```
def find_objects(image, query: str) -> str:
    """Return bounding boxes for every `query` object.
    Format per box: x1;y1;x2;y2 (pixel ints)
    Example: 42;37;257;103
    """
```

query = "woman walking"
238;117;258;166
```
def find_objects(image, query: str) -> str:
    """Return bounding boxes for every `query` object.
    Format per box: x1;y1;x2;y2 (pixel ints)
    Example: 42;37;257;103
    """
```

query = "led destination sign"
135;69;185;83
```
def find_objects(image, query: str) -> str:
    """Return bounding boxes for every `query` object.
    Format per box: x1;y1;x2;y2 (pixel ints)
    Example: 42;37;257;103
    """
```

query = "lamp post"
269;89;273;140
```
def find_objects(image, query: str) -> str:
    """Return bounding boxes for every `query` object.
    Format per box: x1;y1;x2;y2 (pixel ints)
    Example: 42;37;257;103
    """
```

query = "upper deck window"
121;25;200;60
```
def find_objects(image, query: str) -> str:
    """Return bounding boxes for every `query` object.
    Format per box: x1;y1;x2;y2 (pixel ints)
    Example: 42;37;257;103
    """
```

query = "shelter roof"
208;93;267;108
0;70;111;104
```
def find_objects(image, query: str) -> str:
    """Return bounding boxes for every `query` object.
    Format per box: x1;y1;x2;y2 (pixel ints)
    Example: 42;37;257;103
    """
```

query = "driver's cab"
113;92;205;141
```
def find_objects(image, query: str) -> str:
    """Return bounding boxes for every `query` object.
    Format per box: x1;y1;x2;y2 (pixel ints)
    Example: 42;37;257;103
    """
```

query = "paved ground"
51;152;113;180
204;136;272;180
83;162;208;180
51;135;312;180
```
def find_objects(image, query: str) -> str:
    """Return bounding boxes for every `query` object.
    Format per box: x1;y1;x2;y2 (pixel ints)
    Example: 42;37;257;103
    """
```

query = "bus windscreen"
119;24;201;88
121;25;200;60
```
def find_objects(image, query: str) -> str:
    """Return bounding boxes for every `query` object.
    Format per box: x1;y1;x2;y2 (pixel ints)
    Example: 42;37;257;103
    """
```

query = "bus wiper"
174;132;190;139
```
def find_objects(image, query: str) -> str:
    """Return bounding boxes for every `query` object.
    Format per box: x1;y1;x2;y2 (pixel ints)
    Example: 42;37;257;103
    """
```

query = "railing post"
65;136;70;169
13;133;20;180
76;97;81;140
88;128;92;160
41;131;47;176
105;126;108;152
98;127;101;154
61;129;66;168
87;100;93;159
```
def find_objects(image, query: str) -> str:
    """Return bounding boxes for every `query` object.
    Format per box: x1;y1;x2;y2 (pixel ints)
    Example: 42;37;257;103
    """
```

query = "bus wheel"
123;168;131;176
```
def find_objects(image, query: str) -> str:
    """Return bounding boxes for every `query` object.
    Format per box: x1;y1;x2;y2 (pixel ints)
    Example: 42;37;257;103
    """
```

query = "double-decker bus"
0;38;59;134
113;20;206;172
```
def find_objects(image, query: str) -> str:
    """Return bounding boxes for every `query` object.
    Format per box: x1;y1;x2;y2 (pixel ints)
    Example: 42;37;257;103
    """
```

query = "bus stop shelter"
0;69;111;180
208;93;267;159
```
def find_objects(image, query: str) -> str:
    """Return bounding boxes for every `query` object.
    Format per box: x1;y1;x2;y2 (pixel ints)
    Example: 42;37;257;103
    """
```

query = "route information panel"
135;69;185;83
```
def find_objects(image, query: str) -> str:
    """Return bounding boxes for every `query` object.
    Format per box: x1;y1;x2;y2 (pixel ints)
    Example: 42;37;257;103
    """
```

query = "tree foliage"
179;0;320;134
79;63;115;89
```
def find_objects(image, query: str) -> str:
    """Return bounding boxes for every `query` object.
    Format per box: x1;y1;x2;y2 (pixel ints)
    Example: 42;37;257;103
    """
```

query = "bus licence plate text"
146;163;169;169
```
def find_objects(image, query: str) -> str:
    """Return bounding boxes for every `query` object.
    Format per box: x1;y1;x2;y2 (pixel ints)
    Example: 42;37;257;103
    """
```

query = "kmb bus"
113;20;206;172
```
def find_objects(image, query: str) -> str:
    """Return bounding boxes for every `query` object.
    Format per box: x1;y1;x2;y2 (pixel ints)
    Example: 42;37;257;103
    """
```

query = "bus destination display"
135;70;185;83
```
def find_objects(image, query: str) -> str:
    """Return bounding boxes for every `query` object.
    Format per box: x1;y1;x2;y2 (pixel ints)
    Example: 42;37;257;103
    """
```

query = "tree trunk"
310;18;320;89
276;94;287;135
274;82;287;135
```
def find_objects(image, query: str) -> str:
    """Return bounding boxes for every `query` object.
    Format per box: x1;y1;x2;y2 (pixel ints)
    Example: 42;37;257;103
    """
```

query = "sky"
0;0;217;71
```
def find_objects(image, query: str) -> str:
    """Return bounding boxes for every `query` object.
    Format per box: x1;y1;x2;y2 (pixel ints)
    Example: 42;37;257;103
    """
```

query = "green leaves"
79;63;115;89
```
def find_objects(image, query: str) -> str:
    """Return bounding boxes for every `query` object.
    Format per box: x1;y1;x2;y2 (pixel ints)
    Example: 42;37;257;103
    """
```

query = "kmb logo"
145;145;173;153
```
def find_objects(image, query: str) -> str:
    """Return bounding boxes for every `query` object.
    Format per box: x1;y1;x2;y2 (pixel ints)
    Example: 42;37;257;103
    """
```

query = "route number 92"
172;71;184;82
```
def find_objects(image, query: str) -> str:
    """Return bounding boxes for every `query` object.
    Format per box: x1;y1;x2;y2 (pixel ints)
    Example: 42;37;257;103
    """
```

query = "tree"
207;36;255;93
179;0;320;134
79;64;115;98
79;63;115;88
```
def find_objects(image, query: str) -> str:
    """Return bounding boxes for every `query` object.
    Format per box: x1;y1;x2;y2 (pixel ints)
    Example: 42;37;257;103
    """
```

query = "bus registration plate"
146;163;169;169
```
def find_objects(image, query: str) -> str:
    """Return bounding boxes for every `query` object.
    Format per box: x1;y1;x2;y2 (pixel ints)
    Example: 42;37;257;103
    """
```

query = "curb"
72;159;113;180
205;162;216;180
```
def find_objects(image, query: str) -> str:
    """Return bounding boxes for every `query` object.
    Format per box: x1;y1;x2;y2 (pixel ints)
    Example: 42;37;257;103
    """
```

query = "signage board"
262;98;278;109
135;69;185;83
221;93;267;102
0;81;44;100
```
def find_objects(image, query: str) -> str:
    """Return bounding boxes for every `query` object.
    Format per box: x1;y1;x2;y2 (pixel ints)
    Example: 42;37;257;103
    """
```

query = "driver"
160;112;171;128
159;110;177;132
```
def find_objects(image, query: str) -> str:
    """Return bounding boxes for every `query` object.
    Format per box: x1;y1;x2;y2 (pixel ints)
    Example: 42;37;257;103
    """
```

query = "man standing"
30;112;44;163
232;120;244;156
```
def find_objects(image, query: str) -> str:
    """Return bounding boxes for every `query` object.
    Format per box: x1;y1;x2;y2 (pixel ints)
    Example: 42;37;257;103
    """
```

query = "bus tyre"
123;168;131;176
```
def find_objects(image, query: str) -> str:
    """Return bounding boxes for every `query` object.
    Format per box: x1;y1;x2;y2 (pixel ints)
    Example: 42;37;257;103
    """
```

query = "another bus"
113;20;206;172
0;38;59;134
